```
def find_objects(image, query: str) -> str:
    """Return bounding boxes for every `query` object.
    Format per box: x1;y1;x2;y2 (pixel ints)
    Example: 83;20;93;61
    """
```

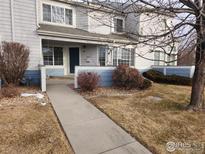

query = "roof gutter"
37;30;134;45
10;0;15;41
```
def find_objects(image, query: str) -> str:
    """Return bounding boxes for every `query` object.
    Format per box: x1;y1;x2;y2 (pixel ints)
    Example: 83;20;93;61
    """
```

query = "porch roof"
37;24;137;45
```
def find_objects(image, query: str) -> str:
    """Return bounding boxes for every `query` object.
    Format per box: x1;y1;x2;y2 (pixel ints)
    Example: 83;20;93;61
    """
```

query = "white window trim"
98;46;135;66
43;46;64;66
98;46;108;66
40;1;76;28
113;17;125;34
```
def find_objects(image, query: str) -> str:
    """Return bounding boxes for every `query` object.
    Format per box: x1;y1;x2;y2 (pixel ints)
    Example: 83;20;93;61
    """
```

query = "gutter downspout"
36;0;40;28
10;0;15;41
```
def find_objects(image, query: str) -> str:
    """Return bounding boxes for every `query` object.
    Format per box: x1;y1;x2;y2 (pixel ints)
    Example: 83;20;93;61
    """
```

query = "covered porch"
38;24;136;78
42;39;101;77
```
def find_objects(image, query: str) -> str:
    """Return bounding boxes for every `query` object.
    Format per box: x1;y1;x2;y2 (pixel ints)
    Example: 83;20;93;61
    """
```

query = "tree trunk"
189;62;205;109
188;22;205;109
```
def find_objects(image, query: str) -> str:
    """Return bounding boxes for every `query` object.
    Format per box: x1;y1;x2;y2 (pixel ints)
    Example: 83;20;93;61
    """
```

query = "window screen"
43;4;51;22
114;18;123;32
99;47;106;66
52;6;65;23
54;47;63;65
65;9;73;25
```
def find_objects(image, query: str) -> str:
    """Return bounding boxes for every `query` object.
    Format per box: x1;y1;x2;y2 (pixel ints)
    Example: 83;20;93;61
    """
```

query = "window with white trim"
154;51;160;65
42;3;73;25
99;47;106;66
113;48;134;66
43;47;63;66
114;18;124;32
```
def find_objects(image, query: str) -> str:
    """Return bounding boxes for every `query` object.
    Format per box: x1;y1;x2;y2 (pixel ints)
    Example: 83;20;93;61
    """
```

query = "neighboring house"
0;0;178;85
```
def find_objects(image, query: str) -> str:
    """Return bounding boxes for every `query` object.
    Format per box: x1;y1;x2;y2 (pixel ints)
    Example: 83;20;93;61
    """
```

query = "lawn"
0;87;74;154
81;84;205;154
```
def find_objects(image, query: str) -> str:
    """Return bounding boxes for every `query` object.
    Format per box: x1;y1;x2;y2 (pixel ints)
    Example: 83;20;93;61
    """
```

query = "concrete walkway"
47;79;152;154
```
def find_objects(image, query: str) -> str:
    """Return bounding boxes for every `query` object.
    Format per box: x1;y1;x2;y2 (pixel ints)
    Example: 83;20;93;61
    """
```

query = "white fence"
74;66;150;88
151;66;195;78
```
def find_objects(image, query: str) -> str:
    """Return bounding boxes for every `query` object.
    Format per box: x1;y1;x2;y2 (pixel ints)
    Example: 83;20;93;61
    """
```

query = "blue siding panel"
24;70;41;85
78;69;114;87
152;68;164;73
166;68;190;77
77;67;151;88
46;69;64;77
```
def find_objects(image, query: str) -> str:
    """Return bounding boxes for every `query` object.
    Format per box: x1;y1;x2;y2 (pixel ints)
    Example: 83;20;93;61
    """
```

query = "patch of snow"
146;96;162;102
21;93;47;106
21;93;44;99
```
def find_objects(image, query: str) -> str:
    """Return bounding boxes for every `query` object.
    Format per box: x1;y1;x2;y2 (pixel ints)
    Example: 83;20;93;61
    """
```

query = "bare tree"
0;42;29;85
80;0;204;110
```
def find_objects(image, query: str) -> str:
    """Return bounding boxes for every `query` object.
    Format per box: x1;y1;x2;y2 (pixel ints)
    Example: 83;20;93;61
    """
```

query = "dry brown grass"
83;84;205;154
0;87;74;154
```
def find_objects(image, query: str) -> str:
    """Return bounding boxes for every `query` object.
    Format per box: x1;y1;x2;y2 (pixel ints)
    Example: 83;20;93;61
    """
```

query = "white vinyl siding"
13;0;41;70
0;1;12;41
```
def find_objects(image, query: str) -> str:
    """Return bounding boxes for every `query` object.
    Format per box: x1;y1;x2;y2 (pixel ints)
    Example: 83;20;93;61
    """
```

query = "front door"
69;47;79;73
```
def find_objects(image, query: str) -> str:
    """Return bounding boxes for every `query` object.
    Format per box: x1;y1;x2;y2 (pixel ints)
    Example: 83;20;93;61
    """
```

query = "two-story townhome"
0;0;177;85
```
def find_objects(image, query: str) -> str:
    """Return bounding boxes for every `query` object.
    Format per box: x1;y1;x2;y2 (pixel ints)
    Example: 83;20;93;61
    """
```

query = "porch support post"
41;66;46;92
74;66;78;89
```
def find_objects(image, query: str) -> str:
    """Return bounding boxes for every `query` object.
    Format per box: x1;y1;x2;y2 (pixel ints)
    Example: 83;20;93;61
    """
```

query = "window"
43;47;53;65
43;4;51;22
52;6;64;23
65;9;73;25
99;47;106;66
154;51;160;65
167;54;176;66
42;3;73;25
113;48;134;66
43;47;63;66
114;18;124;32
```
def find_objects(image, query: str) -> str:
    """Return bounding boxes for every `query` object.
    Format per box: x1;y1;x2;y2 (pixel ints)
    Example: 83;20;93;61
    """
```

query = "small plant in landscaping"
78;72;100;91
140;79;152;90
143;69;192;86
0;42;29;85
112;65;144;89
0;84;19;98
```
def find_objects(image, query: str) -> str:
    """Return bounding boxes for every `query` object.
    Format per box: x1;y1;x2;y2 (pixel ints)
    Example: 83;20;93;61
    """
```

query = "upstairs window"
114;18;124;32
52;6;64;23
43;4;51;22
42;3;73;26
65;9;73;25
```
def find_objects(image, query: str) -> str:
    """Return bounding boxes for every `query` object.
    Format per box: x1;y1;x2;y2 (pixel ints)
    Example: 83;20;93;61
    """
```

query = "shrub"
143;69;192;86
78;72;100;91
140;79;152;90
0;84;19;98
112;65;144;89
0;42;29;85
